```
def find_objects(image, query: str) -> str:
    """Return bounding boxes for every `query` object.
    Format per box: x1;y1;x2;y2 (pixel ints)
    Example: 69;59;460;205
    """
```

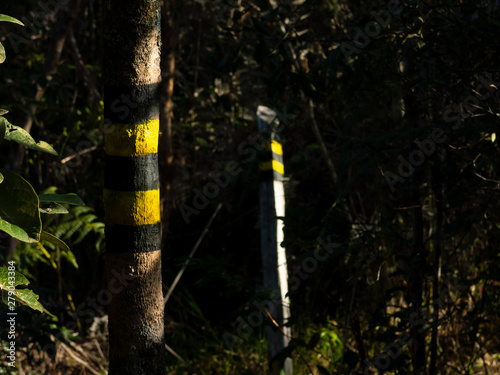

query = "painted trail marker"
257;105;292;375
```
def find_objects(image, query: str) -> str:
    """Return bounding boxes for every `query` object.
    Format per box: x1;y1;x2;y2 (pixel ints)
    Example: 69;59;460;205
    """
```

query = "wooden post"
257;106;292;375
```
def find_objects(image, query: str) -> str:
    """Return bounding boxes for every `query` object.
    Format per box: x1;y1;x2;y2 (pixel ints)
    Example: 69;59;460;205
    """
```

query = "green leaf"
0;267;29;287
0;173;3;184
3;118;57;155
0;109;8;116
39;202;69;214
0;169;41;242
38;193;85;206
0;42;5;64
0;267;47;314
40;231;70;253
0;14;24;26
306;143;320;150
11;289;46;313
61;250;79;269
196;137;208;146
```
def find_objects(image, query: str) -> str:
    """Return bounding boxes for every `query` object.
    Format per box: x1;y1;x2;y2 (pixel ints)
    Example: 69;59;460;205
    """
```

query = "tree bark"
159;0;176;243
428;163;443;375
409;172;426;375
103;1;166;374
404;90;426;375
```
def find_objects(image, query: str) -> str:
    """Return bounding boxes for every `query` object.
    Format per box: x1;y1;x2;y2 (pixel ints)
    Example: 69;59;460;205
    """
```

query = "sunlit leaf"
40;231;70;253
10;289;46;314
61;250;79;269
0;267;29;287
0;169;41;242
3;118;57;155
39;202;69;214
38;193;85;206
0;14;24;26
0;42;5;64
0;267;49;315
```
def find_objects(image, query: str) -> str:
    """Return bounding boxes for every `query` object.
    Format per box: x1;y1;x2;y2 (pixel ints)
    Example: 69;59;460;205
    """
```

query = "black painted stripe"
260;151;284;164
104;83;160;124
273;169;285;181
259;141;285;181
274;152;283;165
260;169;285;182
105;154;160;191
105;223;162;254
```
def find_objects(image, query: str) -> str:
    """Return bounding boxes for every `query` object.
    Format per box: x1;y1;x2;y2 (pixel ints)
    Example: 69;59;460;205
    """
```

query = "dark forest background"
1;0;500;374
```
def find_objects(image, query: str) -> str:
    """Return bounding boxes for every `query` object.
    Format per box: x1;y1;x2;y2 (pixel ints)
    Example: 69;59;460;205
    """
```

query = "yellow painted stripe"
263;140;283;155
104;189;160;226
105;119;159;157
259;160;284;175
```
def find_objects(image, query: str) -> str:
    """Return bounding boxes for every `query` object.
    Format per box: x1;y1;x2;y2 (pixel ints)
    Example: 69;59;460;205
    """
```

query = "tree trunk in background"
103;1;166;374
409;172;426;375
11;0;81;171
159;0;176;244
429;161;443;375
258;106;292;375
404;90;426;375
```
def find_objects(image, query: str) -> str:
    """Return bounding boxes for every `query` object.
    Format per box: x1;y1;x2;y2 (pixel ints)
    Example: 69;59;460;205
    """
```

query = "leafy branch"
0;14;84;314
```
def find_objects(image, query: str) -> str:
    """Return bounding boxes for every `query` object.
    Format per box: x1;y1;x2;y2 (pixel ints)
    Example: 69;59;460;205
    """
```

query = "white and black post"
257;106;292;375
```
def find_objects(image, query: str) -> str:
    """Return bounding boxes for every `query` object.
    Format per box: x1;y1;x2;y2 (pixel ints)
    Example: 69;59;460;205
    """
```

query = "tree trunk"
159;0;176;244
429;162;443;375
409;172;426;375
404;90;426;375
103;1;166;374
11;0;81;171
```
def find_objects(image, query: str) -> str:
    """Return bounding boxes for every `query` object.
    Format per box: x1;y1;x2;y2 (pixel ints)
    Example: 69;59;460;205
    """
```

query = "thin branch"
58;341;101;375
60;145;97;164
68;29;102;102
309;99;338;188
473;154;500;185
163;202;223;307
10;0;81;170
264;307;290;339
165;343;191;367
